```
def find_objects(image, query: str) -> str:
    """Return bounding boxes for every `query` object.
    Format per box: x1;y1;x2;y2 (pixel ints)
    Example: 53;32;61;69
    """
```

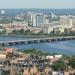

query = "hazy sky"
0;0;75;9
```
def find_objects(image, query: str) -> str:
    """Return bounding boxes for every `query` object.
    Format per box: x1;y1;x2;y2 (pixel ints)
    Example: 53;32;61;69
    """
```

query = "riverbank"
1;33;75;38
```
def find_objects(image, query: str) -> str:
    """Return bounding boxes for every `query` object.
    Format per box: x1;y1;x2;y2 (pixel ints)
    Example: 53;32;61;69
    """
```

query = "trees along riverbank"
1;29;75;38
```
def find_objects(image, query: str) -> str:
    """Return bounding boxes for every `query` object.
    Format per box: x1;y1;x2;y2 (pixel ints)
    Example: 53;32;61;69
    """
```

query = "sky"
0;0;75;9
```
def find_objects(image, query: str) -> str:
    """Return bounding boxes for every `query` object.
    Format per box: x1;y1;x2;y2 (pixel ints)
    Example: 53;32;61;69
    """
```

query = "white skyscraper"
32;13;37;27
32;13;43;27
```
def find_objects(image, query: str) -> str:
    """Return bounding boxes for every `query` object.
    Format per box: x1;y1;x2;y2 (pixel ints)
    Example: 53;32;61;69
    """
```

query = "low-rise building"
52;71;64;75
46;55;54;60
71;26;75;32
54;55;62;59
23;68;30;75
0;22;28;33
4;48;13;55
0;53;6;59
53;26;65;34
30;28;42;34
43;26;53;34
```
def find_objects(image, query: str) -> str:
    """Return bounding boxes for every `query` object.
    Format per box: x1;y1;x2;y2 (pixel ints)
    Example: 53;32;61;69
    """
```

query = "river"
0;36;75;55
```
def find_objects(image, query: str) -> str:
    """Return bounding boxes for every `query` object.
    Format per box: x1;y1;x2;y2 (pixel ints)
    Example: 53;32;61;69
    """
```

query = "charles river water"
0;35;75;55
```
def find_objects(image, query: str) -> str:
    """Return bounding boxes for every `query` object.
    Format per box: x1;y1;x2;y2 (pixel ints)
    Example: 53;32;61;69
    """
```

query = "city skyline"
0;0;75;9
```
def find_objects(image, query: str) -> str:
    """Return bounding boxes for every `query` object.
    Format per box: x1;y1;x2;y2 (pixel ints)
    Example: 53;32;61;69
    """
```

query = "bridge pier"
24;41;28;44
4;42;9;46
51;39;56;42
9;42;16;46
14;42;21;45
14;41;28;45
72;38;75;40
44;39;50;43
0;43;4;46
57;38;63;41
20;41;26;45
46;39;51;42
34;40;40;43
61;38;66;41
28;41;34;44
40;40;46;43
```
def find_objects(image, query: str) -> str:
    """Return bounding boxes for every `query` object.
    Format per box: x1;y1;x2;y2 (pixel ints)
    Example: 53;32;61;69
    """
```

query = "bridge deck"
0;36;75;43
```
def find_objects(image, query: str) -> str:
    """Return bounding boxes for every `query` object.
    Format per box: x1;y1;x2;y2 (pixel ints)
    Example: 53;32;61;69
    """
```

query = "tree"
69;57;75;69
52;60;68;71
12;29;25;34
19;29;25;34
12;30;18;34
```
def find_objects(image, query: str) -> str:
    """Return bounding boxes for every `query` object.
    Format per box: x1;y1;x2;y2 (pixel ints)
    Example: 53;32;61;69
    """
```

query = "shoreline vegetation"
18;48;75;56
21;48;52;56
1;33;75;38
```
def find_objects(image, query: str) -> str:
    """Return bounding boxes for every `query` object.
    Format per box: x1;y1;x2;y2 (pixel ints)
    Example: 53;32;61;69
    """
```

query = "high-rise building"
36;14;44;27
32;13;44;27
27;12;33;21
32;13;37;27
